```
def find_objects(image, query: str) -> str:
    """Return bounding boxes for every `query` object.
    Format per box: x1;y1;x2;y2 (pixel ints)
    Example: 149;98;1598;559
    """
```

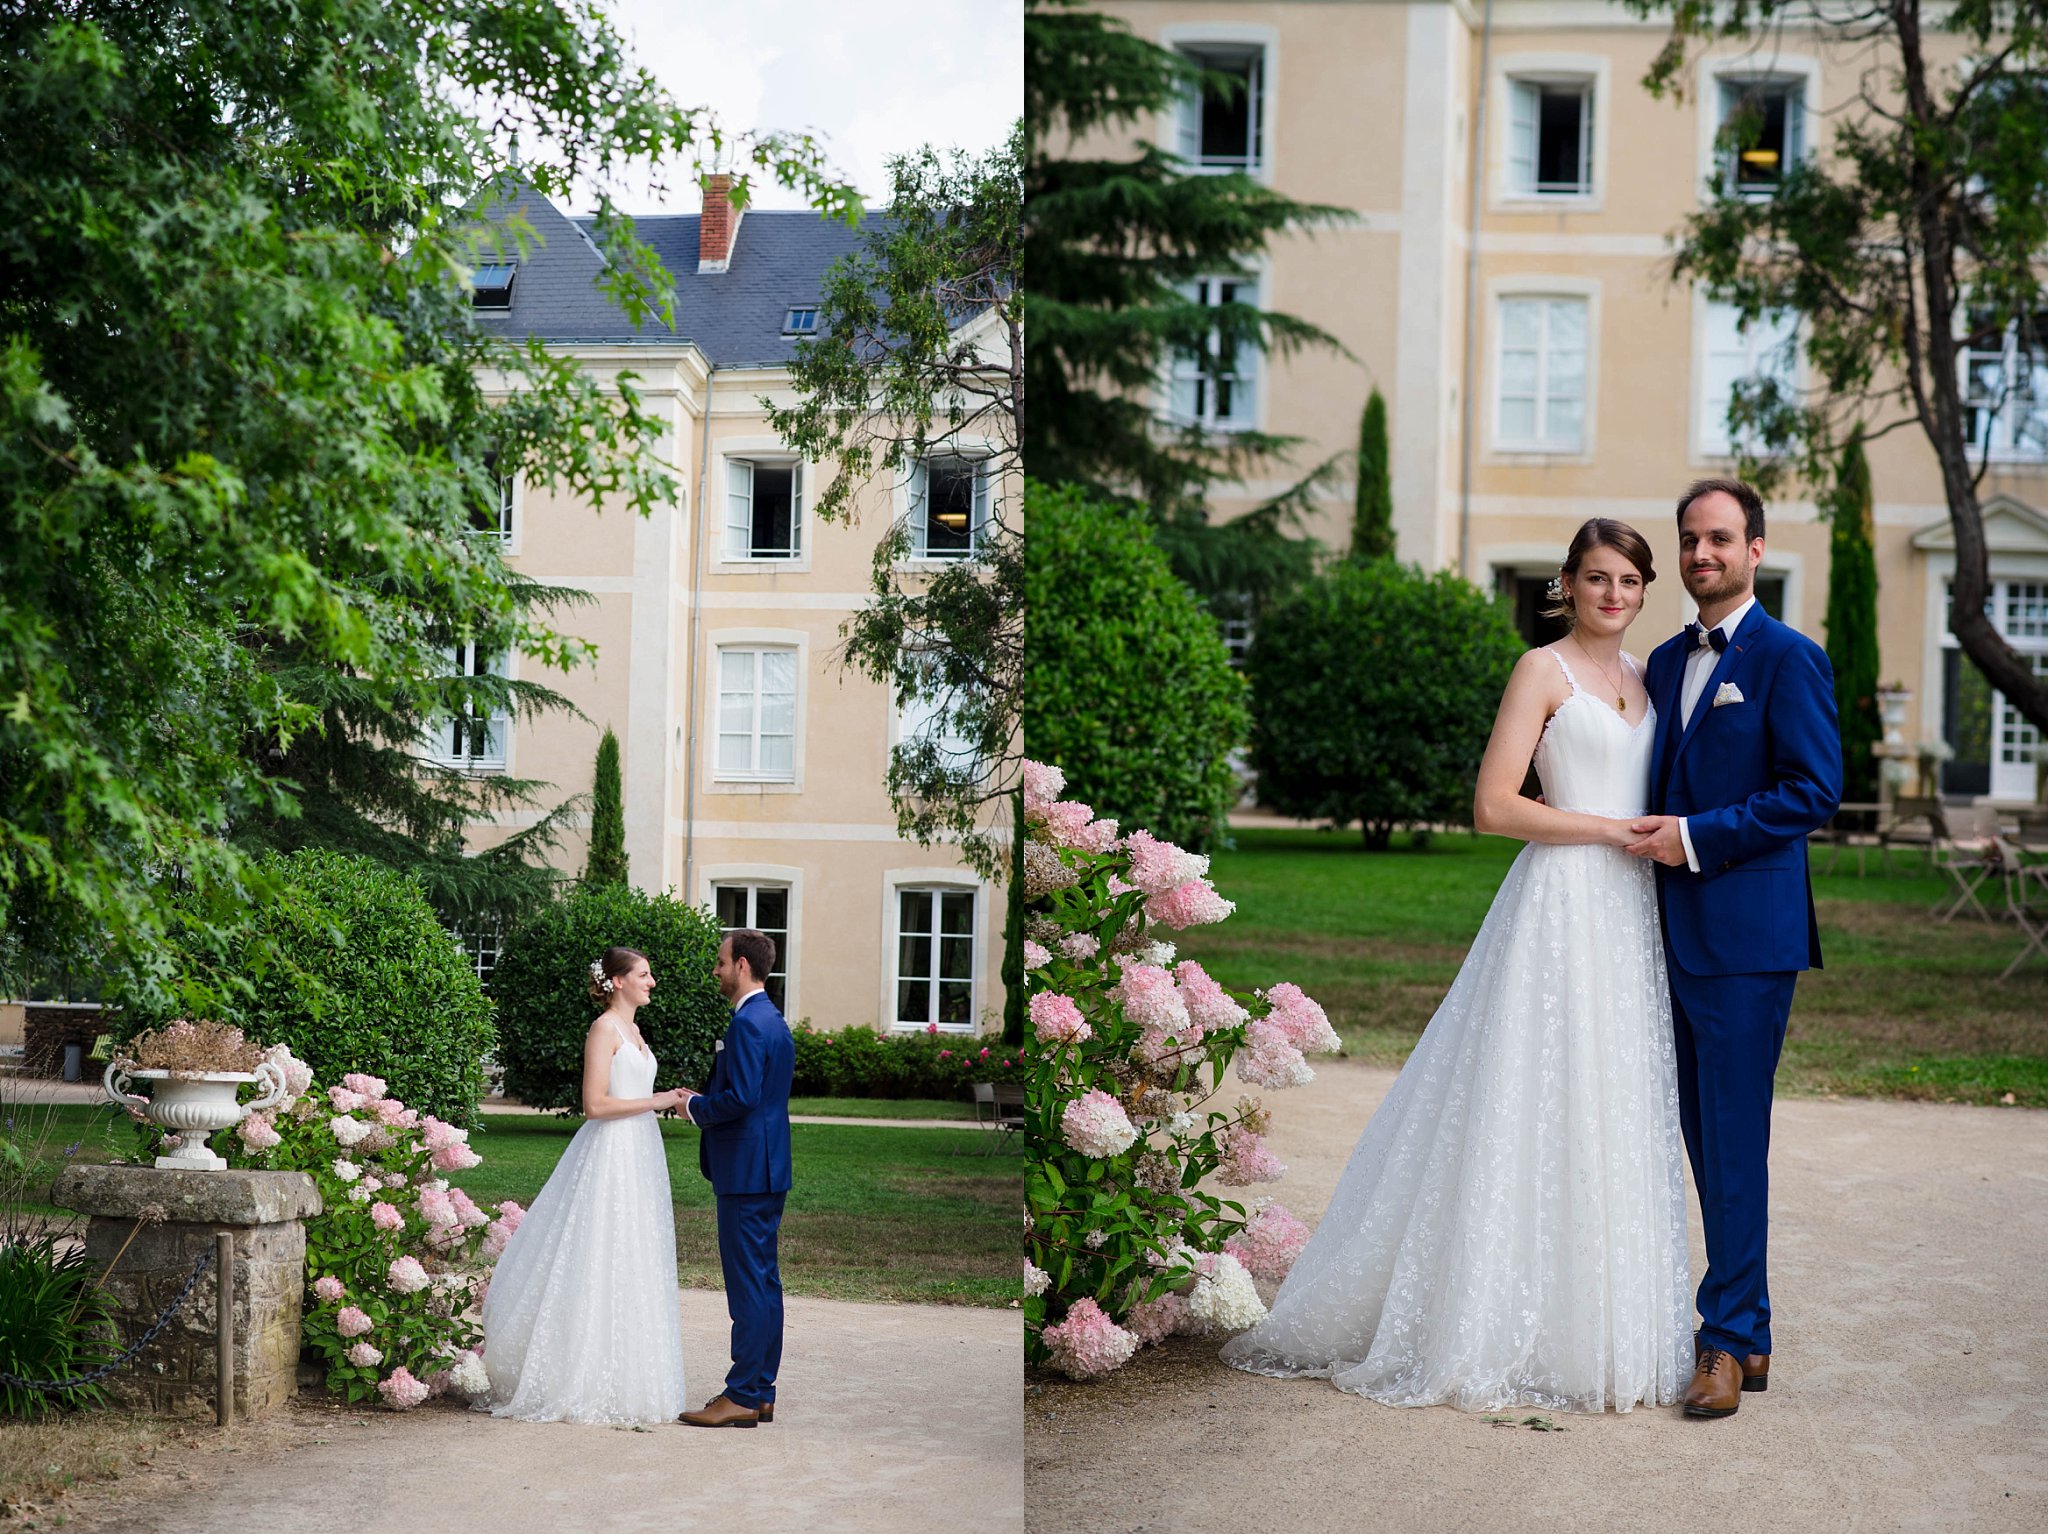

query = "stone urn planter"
103;1061;288;1171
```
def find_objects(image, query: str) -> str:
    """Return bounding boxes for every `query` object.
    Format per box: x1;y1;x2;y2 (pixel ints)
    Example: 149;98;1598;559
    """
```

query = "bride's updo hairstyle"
1543;518;1657;626
587;946;647;1002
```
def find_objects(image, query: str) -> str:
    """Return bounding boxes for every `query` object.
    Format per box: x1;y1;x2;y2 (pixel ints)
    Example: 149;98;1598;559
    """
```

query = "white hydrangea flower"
1185;1251;1267;1333
330;1158;360;1183
330;1115;372;1148
347;1184;372;1204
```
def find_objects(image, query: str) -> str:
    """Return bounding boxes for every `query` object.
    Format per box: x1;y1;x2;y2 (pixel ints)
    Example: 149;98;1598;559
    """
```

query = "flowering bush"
1022;761;1337;1378
788;1020;1026;1098
219;1049;516;1408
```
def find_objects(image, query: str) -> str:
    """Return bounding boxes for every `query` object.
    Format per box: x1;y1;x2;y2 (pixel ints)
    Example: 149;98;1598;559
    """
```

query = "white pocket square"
715;1039;726;1052
1712;682;1745;707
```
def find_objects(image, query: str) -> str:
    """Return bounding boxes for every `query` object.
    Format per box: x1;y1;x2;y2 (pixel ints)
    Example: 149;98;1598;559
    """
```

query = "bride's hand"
1605;819;1639;849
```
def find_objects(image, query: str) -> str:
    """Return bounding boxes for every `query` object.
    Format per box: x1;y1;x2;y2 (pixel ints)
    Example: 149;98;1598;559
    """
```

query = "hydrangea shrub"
221;1046;520;1407
1021;761;1337;1378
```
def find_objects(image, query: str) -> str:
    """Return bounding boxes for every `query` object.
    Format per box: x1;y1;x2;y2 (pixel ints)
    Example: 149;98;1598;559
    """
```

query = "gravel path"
57;1290;1022;1534
1026;1062;2048;1534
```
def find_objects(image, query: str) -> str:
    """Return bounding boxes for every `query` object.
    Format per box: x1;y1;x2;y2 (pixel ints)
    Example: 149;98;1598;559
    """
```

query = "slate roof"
475;182;867;368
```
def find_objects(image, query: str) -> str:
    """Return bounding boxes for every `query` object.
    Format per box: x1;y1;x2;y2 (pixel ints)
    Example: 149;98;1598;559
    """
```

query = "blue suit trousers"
715;1190;786;1408
1667;953;1797;1360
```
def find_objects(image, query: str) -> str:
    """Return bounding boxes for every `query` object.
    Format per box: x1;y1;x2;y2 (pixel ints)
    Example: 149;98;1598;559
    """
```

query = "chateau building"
1087;0;2047;803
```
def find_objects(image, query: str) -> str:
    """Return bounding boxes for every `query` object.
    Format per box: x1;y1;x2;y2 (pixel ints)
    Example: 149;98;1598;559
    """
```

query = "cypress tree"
1825;427;1882;805
1351;387;1394;561
583;727;629;888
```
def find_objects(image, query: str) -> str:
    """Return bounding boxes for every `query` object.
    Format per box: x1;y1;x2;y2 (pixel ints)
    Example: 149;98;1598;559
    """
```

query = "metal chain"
0;1243;216;1394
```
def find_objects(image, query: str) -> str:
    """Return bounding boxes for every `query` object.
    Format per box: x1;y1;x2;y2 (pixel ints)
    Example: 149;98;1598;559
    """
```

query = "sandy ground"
48;1289;1021;1534
1026;1062;2048;1534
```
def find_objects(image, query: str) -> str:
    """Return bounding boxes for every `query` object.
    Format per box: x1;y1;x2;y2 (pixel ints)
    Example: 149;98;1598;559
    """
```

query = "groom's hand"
1625;816;1687;865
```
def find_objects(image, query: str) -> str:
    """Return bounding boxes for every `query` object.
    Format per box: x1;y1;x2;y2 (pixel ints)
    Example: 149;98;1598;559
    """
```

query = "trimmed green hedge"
790;1022;1025;1098
119;849;496;1125
492;883;728;1111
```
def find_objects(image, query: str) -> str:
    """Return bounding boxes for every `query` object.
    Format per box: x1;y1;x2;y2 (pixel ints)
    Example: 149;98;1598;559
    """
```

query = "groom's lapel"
1653;638;1687;795
1673;604;1767;766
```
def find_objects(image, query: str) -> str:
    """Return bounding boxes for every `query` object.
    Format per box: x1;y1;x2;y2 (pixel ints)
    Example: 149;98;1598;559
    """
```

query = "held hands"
654;1088;695;1114
1624;816;1688;866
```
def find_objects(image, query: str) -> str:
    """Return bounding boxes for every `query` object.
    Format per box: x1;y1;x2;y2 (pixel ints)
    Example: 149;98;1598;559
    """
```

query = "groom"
1626;478;1840;1419
675;928;794;1428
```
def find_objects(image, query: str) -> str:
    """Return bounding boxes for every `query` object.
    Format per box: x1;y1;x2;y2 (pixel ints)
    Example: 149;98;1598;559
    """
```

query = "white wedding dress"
1221;650;1693;1412
480;1017;688;1423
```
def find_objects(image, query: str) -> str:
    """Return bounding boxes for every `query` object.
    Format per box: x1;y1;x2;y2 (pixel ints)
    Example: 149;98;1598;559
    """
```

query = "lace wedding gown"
480;1018;688;1423
1221;650;1693;1412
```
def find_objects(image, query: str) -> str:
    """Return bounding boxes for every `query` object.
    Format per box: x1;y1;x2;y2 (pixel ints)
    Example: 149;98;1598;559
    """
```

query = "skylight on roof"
472;263;517;311
783;306;818;335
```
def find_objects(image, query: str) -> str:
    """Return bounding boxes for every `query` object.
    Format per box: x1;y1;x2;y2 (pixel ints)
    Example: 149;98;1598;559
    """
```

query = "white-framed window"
1699;299;1799;457
1711;73;1809;196
1942;577;2048;800
1169;274;1260;431
1174;42;1266;174
895;648;978;772
1494;294;1589;452
711;881;791;1014
1507;79;1592;197
893;885;977;1032
724;457;804;560
1962;308;2048;461
424;640;509;772
470;458;515;546
451;921;501;992
908;457;990;559
714;646;798;781
782;306;818;336
471;262;516;311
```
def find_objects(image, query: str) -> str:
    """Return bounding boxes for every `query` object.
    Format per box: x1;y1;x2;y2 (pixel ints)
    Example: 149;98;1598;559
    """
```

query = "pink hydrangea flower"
1039;1297;1138;1380
417;1187;457;1228
1110;962;1188;1032
1145;878;1235;930
1121;829;1209;897
236;1111;281;1151
1022;940;1052;970
432;1141;482;1172
1176;962;1248;1034
1060;1089;1137;1159
1122;1290;1187;1346
327;1086;365;1113
1060;933;1100;961
1235;1019;1313;1090
346;1341;384;1368
1225;1202;1312;1282
449;1187;489;1228
336;1306;373;1338
1029;992;1092;1047
482;1223;512;1259
497;1201;525;1232
377;1367;430;1410
342;1072;388;1100
1216;1125;1287;1186
419;1116;465;1152
371;1097;408;1126
1264;982;1340;1055
369;1201;404;1232
386;1255;430;1294
1021;760;1067;816
312;1275;345;1304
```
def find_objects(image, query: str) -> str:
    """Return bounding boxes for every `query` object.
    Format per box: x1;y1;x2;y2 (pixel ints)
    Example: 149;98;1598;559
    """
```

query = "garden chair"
1811;801;1883;876
1878;795;1944;873
1931;804;2003;923
965;1081;1025;1156
1996;840;2048;980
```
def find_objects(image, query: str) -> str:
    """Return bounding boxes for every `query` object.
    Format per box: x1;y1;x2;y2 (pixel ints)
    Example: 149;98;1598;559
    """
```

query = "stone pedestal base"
53;1165;322;1418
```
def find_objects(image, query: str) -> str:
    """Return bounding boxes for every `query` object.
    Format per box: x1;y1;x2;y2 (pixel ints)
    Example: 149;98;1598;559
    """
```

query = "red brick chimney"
699;174;739;273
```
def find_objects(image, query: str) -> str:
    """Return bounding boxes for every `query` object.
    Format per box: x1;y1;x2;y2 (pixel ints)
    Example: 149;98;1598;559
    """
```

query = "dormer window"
783;306;818;336
471;263;517;311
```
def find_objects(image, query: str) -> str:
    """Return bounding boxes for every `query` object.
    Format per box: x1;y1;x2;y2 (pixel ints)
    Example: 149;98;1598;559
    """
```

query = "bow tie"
1685;622;1729;654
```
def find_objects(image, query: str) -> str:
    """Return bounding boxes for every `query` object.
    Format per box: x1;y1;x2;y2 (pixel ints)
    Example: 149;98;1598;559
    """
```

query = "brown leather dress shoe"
1683;1347;1743;1418
679;1393;761;1428
1695;1340;1770;1392
757;1402;775;1423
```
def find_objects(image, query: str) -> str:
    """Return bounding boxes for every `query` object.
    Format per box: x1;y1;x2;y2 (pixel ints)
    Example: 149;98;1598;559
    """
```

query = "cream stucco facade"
459;201;1010;1036
1090;0;2048;803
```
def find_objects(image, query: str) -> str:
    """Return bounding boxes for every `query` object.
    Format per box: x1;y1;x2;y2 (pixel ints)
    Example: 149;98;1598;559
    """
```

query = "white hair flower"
589;958;614;994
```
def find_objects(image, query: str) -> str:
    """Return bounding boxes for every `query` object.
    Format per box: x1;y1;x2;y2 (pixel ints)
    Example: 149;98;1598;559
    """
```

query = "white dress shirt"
1675;595;1757;873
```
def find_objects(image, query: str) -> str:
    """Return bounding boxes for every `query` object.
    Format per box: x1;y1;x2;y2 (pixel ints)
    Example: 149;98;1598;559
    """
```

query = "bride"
481;946;691;1423
1221;518;1693;1413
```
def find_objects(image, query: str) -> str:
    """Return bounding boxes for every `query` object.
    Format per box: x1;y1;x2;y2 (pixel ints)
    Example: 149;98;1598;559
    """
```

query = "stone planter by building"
52;1165;322;1418
104;1061;287;1170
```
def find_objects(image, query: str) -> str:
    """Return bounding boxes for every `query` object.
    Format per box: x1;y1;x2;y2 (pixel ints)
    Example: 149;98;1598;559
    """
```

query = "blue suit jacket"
687;990;795;1196
1645;603;1841;977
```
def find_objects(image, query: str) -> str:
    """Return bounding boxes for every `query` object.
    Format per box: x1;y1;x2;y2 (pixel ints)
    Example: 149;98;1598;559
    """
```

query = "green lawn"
2;1101;1018;1305
1175;827;2048;1106
787;1096;974;1120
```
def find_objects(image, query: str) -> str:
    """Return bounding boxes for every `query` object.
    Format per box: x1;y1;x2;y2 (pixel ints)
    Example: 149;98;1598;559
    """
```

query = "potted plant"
104;1020;287;1171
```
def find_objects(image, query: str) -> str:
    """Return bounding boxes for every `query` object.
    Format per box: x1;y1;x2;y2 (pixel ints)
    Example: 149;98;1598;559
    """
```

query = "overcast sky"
562;0;1023;214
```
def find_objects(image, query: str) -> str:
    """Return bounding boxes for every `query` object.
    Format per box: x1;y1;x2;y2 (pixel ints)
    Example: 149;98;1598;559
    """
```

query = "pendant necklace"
1575;639;1630;714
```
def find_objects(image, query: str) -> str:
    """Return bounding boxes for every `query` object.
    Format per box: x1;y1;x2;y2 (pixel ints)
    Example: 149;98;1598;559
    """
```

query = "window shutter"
970;463;990;547
1246;53;1265;169
1509;82;1539;194
479;650;511;770
909;460;929;556
1175;54;1203;163
1783;85;1804;167
726;458;754;559
790;461;804;556
1576;88;1593;193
